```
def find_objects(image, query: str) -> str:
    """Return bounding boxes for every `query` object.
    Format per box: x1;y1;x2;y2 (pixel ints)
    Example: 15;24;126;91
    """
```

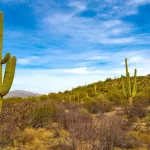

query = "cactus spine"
121;58;137;105
0;12;16;113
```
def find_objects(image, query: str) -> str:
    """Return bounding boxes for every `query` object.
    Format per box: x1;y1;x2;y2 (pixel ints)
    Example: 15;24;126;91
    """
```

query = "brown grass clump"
9;127;58;150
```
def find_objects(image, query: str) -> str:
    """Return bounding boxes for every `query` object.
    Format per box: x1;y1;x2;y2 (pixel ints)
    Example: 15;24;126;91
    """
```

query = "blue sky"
0;0;150;94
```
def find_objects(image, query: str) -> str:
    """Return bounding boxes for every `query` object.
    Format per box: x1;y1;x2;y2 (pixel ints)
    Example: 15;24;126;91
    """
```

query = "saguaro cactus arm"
2;56;16;96
127;72;131;96
125;58;128;76
131;69;137;96
1;53;10;64
121;75;127;98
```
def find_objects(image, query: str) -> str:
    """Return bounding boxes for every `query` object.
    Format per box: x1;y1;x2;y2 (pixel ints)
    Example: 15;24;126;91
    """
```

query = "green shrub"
48;92;63;101
84;94;112;114
134;92;150;107
29;100;55;128
38;94;48;101
107;89;125;105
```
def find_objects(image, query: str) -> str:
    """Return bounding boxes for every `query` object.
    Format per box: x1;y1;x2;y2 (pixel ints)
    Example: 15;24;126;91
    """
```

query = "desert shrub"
63;101;82;110
0;101;35;147
48;92;63;101
13;128;55;150
139;132;150;145
134;92;150;107
51;144;73;150
56;102;129;150
0;100;56;147
143;116;150;132
55;102;95;149
107;89;125;105
84;94;112;114
84;100;111;114
78;108;89;114
105;78;112;82
96;115;129;150
3;97;25;104
124;131;142;149
29;100;56;128
38;94;48;101
58;115;129;150
124;105;147;122
27;96;37;101
55;102;92;130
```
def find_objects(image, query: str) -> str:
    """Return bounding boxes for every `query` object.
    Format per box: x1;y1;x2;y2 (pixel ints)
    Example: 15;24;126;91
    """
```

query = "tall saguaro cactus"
0;12;16;113
121;58;137;105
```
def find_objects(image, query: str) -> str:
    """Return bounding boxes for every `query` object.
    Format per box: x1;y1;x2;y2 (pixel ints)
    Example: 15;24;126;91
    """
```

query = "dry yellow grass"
3;127;59;150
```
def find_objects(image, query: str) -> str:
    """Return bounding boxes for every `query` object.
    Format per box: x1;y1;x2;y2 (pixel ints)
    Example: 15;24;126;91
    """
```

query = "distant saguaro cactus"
0;12;16;113
93;84;98;95
121;58;137;105
85;92;89;98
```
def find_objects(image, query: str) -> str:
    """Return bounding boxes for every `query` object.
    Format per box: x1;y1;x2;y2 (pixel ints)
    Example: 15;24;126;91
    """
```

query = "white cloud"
103;20;121;28
89;55;109;60
102;0;150;17
128;0;150;5
35;0;150;46
62;67;89;74
47;14;73;24
129;56;144;63
18;58;30;65
69;1;87;11
100;37;134;44
45;14;133;44
18;56;39;65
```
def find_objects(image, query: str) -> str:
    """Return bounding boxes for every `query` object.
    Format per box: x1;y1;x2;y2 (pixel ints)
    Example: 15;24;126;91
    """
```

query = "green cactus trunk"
0;12;16;113
121;58;137;106
94;84;98;95
129;97;133;106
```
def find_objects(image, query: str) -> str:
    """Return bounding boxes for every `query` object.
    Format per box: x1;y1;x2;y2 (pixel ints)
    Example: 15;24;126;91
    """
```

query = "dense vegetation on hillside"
48;74;150;106
0;74;150;150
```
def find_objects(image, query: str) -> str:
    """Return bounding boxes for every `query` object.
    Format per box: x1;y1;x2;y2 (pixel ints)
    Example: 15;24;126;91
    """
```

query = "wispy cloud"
62;67;91;75
45;15;134;44
100;37;134;44
0;0;26;3
18;56;39;65
69;1;87;11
